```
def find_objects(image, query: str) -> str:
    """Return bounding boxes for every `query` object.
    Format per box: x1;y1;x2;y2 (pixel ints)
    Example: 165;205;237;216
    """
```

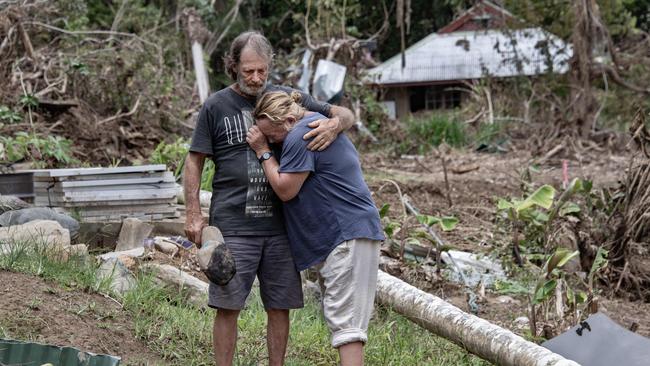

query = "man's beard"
237;74;266;97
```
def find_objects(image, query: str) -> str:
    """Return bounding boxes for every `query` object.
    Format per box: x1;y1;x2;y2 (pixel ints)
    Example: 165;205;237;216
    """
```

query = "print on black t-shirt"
242;110;274;217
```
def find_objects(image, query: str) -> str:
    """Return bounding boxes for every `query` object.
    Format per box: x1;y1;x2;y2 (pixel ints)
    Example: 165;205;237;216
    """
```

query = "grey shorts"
208;234;304;310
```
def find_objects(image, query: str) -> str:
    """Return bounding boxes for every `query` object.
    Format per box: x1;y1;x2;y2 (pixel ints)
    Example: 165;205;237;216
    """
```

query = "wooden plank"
81;212;177;222
72;205;177;215
38;189;176;203
32;172;174;188
34;187;177;199
30;165;167;177
32;171;172;183
34;197;175;207
34;182;177;193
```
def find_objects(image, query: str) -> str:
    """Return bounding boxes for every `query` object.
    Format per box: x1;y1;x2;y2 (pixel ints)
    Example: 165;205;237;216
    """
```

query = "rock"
513;316;530;330
97;247;145;262
117;255;137;270
0;195;31;214
115;218;153;251
495;295;520;305
61;244;89;261
97;258;136;295
303;279;322;301
197;226;235;286
153;236;180;256
0;207;79;238
140;263;208;307
0;220;70;248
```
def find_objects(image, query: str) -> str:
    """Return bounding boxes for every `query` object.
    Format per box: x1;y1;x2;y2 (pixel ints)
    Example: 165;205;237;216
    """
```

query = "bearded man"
183;31;354;366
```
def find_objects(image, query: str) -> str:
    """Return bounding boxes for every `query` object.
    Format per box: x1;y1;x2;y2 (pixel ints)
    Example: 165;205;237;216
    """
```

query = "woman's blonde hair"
253;91;304;125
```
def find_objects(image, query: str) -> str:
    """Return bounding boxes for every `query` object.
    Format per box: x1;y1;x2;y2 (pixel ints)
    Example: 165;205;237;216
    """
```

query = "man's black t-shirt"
189;85;331;236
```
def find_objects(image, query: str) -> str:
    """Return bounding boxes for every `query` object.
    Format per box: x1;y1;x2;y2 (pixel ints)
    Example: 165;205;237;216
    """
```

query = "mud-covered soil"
0;271;164;365
362;148;650;338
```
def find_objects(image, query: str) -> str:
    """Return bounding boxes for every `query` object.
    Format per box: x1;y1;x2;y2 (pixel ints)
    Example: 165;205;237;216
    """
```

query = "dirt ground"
361;147;650;338
0;271;164;365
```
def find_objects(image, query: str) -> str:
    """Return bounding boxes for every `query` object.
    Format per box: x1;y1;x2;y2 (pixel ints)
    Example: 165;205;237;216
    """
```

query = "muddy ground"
0;271;164;365
361;147;650;338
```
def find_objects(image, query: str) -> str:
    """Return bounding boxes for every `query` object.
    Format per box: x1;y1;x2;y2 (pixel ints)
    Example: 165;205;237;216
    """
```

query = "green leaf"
494;280;530;295
417;214;458;231
384;222;401;239
545;249;579;276
497;199;514;211
530;210;549;224
559;202;581;217
439;216;459;231
416;214;438;227
589;247;608;277
379;203;390;219
566;285;575;305
575;291;588;304
533;279;557;304
516;185;556;212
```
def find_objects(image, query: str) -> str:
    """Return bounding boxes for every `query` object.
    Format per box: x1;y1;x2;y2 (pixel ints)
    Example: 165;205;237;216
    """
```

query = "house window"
425;88;462;109
410;86;463;113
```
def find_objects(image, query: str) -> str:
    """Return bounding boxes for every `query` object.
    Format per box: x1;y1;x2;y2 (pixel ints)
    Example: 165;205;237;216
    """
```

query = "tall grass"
405;113;467;153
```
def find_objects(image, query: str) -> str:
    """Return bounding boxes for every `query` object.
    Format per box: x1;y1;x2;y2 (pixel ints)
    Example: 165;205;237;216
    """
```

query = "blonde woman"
246;91;384;366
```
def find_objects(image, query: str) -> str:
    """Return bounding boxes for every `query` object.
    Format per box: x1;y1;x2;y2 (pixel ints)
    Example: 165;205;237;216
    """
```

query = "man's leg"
213;308;240;366
338;342;364;366
208;236;265;365
266;308;290;366
257;235;304;366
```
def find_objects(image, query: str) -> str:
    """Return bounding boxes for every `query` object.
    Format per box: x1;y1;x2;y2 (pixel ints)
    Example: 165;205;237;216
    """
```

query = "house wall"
385;87;410;120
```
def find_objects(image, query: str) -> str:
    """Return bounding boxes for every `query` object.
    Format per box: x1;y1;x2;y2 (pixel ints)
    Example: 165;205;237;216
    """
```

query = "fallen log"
140;263;208;307
376;270;580;366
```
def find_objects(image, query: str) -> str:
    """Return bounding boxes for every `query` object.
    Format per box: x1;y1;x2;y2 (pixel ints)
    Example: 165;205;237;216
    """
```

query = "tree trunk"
375;270;580;366
569;0;605;137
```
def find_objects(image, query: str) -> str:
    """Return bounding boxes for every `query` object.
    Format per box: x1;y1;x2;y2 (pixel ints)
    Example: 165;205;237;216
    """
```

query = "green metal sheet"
0;339;120;366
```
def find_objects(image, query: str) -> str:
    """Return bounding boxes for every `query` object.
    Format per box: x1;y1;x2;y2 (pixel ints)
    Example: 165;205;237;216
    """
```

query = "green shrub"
406;113;467;152
0;132;78;168
0;106;22;124
149;137;216;191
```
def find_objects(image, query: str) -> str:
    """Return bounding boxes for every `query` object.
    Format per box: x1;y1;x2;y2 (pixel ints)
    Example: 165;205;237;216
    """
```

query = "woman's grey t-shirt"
279;113;385;271
189;86;331;236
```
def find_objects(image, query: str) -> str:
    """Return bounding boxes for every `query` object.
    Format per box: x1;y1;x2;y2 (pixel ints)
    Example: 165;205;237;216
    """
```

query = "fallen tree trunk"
140;263;208;307
376;270;580;366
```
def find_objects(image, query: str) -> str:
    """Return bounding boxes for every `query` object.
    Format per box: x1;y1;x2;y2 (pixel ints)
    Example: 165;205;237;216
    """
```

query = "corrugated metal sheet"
366;28;571;85
0;339;121;366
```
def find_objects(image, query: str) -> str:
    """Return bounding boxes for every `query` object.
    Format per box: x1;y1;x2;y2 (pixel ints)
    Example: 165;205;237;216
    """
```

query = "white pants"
316;238;381;348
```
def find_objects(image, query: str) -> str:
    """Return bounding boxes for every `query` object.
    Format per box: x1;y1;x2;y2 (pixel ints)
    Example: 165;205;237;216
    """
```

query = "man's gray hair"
224;31;274;80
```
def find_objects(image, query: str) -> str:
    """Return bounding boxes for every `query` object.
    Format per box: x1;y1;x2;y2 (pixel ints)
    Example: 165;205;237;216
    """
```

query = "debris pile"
32;165;178;221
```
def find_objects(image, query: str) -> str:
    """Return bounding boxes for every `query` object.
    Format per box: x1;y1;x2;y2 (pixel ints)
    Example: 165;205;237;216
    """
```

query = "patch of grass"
406;113;467;153
0;238;108;293
0;240;490;365
123;276;489;366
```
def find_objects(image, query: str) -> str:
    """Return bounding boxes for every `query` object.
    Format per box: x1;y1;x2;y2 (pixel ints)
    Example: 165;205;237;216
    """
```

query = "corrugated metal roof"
366;28;571;85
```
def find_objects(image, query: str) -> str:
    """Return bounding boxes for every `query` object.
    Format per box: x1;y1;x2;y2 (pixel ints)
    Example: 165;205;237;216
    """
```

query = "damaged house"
366;0;571;119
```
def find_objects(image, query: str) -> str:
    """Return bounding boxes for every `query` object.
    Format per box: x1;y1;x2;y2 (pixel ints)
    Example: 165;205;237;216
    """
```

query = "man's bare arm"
246;126;309;201
303;105;355;151
183;151;208;245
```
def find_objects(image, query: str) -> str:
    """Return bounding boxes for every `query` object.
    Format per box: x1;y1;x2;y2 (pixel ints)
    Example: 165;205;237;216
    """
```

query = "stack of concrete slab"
32;165;178;221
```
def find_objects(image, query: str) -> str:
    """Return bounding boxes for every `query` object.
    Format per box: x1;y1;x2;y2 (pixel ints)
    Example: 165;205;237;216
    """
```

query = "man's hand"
246;125;270;156
302;116;340;151
185;212;207;247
